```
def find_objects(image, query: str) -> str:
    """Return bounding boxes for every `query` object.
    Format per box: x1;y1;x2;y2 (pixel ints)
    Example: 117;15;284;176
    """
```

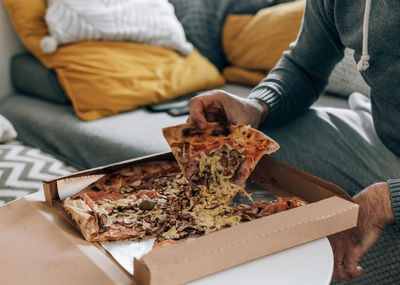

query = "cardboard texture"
134;197;356;285
0;197;132;285
131;156;358;285
39;152;359;285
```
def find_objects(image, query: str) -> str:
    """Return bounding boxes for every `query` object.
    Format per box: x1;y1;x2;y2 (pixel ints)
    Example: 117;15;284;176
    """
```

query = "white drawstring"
357;0;371;71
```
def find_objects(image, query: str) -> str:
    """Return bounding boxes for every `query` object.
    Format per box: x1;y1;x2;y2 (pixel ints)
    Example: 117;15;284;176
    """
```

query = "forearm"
355;182;395;229
248;57;326;126
248;0;345;127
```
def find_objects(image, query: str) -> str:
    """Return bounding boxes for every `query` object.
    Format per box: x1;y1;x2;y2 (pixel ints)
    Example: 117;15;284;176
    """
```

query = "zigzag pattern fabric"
0;141;75;205
42;0;193;55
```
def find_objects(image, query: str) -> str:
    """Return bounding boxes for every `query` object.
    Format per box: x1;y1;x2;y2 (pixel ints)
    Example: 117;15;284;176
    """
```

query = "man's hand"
328;182;395;281
187;90;268;129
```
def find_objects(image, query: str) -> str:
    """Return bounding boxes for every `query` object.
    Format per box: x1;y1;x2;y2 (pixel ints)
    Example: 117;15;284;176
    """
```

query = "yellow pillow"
2;0;225;120
223;0;305;73
223;67;266;87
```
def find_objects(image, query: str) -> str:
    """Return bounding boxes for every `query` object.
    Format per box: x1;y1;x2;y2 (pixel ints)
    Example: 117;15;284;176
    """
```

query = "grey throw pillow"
326;48;371;97
169;0;276;70
11;53;70;104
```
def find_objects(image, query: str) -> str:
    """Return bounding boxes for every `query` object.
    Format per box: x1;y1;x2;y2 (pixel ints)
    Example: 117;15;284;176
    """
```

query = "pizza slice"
63;188;165;242
162;122;280;225
88;160;181;194
63;160;199;242
237;197;307;221
162;122;279;187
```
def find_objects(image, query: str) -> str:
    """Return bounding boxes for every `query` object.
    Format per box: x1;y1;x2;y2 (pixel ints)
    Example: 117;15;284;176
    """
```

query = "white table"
190;237;333;285
27;191;334;285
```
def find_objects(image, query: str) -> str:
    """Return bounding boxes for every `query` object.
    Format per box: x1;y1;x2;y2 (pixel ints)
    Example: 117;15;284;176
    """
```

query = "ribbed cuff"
387;179;400;224
247;87;282;126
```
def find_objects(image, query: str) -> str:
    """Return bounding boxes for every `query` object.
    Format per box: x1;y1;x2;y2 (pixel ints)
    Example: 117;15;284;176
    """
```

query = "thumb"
187;98;207;129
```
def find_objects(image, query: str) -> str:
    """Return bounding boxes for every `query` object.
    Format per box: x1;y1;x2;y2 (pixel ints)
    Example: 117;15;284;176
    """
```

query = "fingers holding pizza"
187;90;269;129
186;90;274;188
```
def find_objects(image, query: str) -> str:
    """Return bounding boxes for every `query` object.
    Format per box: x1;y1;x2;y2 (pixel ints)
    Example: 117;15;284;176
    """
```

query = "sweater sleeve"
388;180;400;224
248;0;345;126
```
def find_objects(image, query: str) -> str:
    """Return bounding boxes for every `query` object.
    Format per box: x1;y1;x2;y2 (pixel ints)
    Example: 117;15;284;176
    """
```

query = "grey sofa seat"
0;85;250;169
0;84;250;169
0;94;187;169
0;83;348;170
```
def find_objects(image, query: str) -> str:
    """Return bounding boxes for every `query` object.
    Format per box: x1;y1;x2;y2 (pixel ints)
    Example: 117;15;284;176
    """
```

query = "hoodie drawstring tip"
357;54;370;71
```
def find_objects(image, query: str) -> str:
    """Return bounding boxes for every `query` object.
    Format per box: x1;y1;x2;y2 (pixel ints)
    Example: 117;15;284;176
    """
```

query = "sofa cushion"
169;0;276;70
41;0;192;55
0;84;347;170
0;84;250;169
222;0;305;72
0;94;187;169
222;66;264;86
221;1;371;97
2;0;225;121
325;48;371;97
0;114;17;142
11;53;70;104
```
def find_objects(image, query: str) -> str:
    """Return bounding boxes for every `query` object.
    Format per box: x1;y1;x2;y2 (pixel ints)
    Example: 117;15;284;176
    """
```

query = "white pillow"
41;0;193;56
0;114;17;142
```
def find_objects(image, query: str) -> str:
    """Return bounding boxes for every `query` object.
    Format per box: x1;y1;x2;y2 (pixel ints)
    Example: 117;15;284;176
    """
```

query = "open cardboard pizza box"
41;152;358;285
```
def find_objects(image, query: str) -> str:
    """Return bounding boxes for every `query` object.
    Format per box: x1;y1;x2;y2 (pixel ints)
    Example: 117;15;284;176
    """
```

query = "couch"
0;1;369;171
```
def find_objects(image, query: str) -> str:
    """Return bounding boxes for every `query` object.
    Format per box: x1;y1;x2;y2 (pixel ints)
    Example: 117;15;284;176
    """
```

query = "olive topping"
139;199;155;211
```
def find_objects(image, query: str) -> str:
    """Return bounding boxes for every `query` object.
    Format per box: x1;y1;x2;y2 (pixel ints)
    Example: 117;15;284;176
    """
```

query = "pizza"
161;122;283;235
162;122;280;187
63;123;304;245
63;160;200;242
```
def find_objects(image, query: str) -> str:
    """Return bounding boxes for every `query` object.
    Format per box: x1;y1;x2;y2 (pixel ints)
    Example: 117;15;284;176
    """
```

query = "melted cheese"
162;225;180;239
189;153;244;231
74;152;246;241
94;196;167;230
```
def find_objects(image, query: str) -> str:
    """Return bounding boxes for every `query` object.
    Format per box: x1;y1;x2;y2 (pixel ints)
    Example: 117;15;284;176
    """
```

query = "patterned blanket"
0;140;76;205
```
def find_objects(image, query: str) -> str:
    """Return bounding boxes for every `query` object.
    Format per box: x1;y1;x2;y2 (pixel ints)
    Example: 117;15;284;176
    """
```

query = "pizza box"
42;151;359;285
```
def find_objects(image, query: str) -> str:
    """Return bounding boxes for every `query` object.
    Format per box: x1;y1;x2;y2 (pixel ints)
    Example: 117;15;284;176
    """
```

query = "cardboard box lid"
43;152;174;207
251;155;353;202
0;197;132;285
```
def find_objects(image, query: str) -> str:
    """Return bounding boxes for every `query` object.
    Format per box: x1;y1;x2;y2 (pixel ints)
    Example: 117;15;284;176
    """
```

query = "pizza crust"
84;160;180;194
63;197;99;241
162;122;279;153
